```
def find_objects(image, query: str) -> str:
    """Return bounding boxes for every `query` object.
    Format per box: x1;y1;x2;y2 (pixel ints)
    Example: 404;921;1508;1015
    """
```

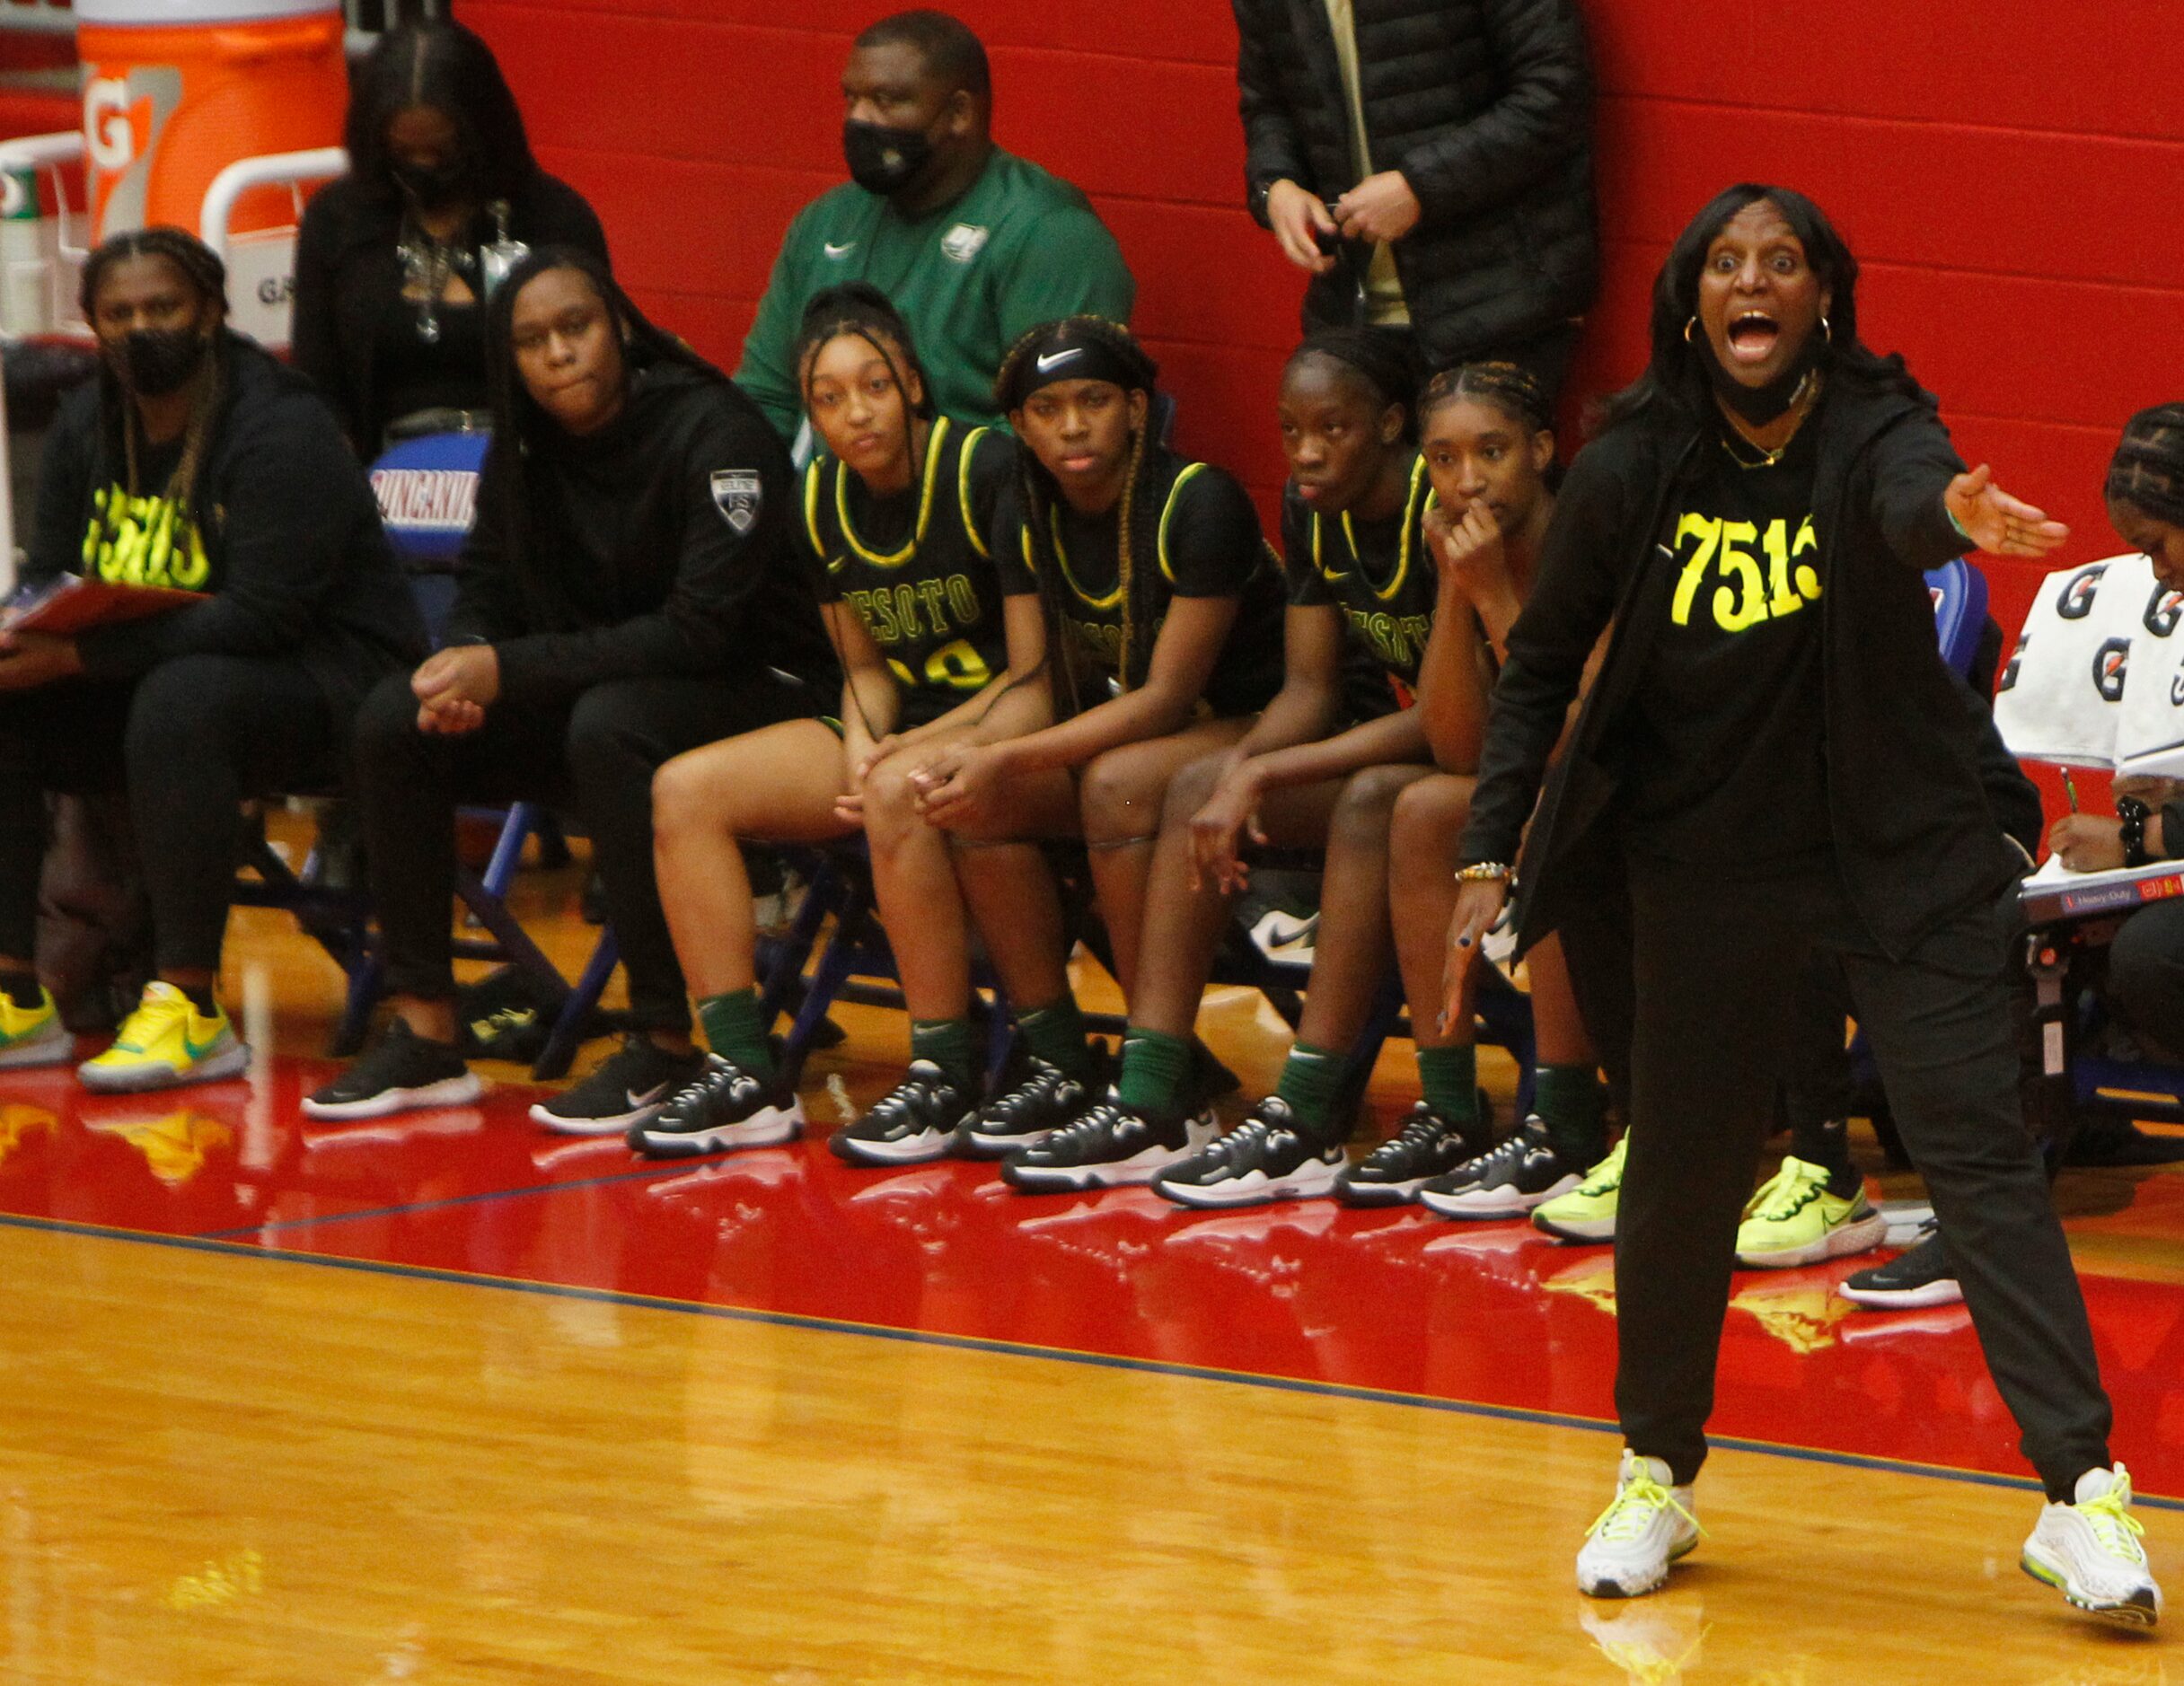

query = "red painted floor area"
7;1050;2184;1498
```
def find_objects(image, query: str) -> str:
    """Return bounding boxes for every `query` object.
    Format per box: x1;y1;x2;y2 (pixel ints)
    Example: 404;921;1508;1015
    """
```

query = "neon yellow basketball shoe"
1533;1134;1625;1243
0;984;70;1069
1733;1155;1887;1269
78;981;249;1093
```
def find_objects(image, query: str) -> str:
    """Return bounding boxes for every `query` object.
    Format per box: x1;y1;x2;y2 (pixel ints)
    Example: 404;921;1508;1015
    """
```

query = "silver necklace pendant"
418;310;441;345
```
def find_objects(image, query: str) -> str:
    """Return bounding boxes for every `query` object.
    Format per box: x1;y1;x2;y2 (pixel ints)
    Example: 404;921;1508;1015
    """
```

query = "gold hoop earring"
1683;316;1698;345
1819;315;1834;343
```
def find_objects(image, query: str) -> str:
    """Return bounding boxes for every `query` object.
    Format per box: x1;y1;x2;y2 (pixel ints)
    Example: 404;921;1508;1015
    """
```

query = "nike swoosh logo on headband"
1035;348;1080;373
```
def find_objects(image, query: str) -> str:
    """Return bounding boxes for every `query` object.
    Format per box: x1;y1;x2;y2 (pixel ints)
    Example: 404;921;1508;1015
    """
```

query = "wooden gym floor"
2;843;2180;1682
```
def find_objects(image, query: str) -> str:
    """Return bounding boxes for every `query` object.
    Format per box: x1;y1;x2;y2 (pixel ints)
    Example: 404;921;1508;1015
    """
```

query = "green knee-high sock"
1017;993;1096;1080
911;1018;980;1090
1416;1043;1480;1124
1273;1041;1346;1137
1535;1064;1607;1163
698;988;773;1078
1116;1027;1192;1114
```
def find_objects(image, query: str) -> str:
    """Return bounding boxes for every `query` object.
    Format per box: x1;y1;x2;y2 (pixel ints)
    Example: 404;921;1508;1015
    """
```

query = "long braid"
78;226;230;517
993;314;1163;704
2108;404;2184;528
789;285;941;742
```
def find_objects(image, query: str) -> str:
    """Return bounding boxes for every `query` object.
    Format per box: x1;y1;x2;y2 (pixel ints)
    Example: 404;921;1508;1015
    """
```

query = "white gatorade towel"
1993;551;2157;768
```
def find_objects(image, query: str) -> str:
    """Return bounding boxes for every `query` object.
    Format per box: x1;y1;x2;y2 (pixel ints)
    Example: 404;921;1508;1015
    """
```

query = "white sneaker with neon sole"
1577;1450;1702;1599
2021;1465;2162;1625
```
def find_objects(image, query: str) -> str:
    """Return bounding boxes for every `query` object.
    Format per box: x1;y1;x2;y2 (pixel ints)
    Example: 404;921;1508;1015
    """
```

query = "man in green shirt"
736;10;1135;442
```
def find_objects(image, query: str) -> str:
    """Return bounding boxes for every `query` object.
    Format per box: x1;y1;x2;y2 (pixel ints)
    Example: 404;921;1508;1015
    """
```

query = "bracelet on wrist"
2118;796;2152;867
1454;861;1513;884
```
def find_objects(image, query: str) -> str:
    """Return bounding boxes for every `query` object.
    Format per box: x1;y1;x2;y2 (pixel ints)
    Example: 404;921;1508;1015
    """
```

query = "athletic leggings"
1617;852;2113;1498
351;668;815;1033
0;655;338;975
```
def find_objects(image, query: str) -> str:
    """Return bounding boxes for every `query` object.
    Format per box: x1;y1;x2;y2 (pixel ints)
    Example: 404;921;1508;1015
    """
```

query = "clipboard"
0;574;207;636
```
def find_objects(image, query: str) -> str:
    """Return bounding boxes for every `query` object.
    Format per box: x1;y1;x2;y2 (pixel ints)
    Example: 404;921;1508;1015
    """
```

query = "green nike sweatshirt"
735;147;1135;441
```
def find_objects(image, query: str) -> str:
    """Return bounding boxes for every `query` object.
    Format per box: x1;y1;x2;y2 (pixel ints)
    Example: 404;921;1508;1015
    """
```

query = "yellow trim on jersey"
1049;461;1208;610
1313;454;1431;603
835;415;954;569
802;460;827;564
957;425;991;560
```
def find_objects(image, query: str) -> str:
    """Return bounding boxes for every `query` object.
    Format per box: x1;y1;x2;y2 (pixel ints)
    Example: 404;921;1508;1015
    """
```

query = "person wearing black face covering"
1442;185;2162;1620
735;9;1133;441
293;20;608;458
0;228;423;1091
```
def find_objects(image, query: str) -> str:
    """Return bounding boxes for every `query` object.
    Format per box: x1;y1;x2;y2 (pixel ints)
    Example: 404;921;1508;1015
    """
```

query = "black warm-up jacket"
444;360;836;704
1457;367;2025;967
1233;0;1598;365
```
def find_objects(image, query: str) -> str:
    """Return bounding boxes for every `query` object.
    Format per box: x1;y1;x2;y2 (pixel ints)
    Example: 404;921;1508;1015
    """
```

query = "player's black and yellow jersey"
1282;451;1439;709
994;449;1285;717
799;416;1020;728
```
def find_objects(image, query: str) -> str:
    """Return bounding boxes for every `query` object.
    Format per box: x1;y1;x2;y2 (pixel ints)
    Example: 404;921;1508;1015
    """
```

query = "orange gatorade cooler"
77;0;346;245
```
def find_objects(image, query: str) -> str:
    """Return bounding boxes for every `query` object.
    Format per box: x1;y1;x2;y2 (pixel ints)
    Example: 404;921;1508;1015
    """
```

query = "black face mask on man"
842;119;933;197
112;328;207;399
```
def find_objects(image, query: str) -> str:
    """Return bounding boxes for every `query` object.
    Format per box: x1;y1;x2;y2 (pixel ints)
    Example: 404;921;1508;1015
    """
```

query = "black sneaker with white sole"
627;1054;805;1159
1153;1095;1344;1209
1336;1102;1490;1207
1000;1094;1217;1193
829;1061;977;1165
954;1050;1108;1160
1838;1224;1962;1309
304;1019;484;1120
1416;1116;1581;1219
530;1036;706;1136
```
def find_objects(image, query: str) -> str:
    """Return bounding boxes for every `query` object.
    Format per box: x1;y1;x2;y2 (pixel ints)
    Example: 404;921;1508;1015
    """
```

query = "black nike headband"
999;329;1148;410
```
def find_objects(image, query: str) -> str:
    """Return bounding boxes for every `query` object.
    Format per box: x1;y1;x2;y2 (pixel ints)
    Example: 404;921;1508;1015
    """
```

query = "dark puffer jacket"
1233;0;1599;368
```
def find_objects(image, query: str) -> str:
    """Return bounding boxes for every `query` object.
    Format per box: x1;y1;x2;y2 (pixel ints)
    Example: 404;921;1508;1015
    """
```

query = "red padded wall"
467;0;2184;716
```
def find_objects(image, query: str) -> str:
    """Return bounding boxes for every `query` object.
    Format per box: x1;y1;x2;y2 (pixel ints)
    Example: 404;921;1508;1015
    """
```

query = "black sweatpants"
353;669;813;1033
2107;900;2184;1064
0;656;337;974
1618;853;2113;1497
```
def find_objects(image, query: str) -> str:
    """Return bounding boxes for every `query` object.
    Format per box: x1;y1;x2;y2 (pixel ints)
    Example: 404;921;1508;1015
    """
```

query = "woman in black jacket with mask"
1444;184;2159;1621
0;228;422;1091
293;21;609;456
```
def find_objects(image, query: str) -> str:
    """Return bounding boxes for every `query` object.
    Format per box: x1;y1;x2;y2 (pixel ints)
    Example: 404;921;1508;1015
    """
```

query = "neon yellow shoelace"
2079;1473;2147;1561
1589;1471;1704;1543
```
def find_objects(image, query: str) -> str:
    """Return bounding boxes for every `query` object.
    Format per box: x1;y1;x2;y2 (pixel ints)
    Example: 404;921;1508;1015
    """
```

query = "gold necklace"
1719;372;1819;470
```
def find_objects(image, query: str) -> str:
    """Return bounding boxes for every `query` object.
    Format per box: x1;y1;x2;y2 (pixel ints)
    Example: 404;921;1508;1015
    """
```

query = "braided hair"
2108;405;2184;529
993;315;1162;712
481;245;726;574
1419;360;1554;437
78;226;230;512
1284;326;1418;440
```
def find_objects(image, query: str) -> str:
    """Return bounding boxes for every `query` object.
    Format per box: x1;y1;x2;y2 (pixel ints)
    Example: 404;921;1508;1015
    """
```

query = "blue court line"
7;1206;2180;1514
193;1162;680;1240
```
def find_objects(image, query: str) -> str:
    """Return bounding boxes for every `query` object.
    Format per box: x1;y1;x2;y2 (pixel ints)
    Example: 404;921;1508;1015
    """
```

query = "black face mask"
842;119;933;197
391;157;471;210
1691;322;1830;425
113;329;207;399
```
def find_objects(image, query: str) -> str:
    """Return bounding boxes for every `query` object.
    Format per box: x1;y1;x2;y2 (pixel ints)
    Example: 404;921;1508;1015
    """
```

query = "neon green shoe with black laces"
0;984;70;1069
1733;1154;1887;1269
1534;1134;1626;1243
78;981;249;1093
